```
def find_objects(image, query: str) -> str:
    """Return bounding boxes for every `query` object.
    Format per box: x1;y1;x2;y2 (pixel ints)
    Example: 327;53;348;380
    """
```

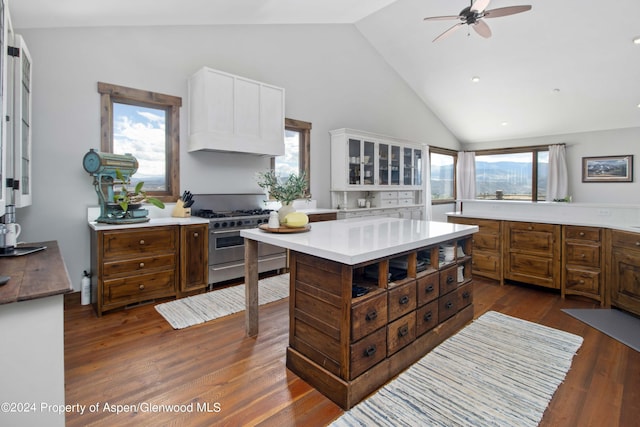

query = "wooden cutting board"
258;224;311;233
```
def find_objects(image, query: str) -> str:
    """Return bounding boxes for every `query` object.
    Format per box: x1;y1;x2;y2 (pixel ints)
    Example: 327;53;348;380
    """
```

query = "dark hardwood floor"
64;277;640;426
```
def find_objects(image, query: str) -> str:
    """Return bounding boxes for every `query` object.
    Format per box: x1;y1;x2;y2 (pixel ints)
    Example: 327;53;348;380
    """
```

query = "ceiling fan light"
471;76;480;83
633;36;640;44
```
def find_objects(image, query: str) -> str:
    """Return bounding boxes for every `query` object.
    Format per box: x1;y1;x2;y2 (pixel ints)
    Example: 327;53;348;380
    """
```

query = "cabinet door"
347;138;375;187
611;247;640;316
413;148;423;186
181;224;209;292
10;35;32;207
390;145;400;185
378;143;389;185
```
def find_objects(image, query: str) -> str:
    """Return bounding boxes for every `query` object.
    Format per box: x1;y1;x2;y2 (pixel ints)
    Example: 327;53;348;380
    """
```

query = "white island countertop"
241;217;478;265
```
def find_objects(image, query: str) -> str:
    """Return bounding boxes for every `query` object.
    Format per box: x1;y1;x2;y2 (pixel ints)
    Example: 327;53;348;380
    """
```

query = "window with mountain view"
475;149;548;201
430;150;456;202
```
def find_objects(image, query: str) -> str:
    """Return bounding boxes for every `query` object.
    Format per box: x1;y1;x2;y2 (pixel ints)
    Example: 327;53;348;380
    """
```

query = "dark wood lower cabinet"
286;235;473;409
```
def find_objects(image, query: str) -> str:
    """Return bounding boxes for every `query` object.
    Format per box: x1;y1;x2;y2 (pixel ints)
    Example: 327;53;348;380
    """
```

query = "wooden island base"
286;305;473;409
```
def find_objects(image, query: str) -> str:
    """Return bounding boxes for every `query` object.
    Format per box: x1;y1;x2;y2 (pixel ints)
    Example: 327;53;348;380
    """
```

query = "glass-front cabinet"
331;128;425;191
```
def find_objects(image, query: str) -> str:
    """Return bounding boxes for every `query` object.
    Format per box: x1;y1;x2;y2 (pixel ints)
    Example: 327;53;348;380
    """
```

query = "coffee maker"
0;205;19;254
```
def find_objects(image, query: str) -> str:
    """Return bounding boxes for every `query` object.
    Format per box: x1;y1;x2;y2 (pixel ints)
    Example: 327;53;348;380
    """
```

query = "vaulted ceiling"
11;0;640;144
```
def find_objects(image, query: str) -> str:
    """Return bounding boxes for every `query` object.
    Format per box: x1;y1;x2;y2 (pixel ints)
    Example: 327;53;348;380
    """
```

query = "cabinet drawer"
380;199;398;207
103;253;176;276
350;328;387;380
417;272;439;306
611;230;640;251
472;233;500;252
388;281;417;321
457;282;473;309
471;251;501;277
439;292;459;323
398;191;413;199
379;191;398;200
565;226;601;242
387;312;416;356
351;293;388;342
565;268;601;294
103;227;177;258
450;217;500;233
416;300;439;336
565;242;600;267
506;222;558;253
103;270;176;306
439;265;458;295
398;198;414;206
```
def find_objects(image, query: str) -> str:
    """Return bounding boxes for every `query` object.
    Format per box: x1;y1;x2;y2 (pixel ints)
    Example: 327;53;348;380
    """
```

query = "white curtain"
423;146;432;220
456;151;476;206
546;144;568;201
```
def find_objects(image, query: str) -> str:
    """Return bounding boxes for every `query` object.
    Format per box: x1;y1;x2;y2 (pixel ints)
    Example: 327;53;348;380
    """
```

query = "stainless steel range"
191;194;286;286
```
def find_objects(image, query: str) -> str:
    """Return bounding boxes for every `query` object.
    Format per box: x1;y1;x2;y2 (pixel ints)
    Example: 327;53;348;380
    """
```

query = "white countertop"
241;217;478;265
88;216;209;231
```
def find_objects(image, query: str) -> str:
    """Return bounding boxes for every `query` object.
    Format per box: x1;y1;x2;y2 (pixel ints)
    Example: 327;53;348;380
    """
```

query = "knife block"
171;199;191;218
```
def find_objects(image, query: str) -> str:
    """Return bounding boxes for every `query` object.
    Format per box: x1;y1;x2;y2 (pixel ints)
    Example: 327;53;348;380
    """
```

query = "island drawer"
102;253;176;276
350;328;387;380
438;291;459;323
457;283;473;309
439;265;458;295
416;272;439;306
102;270;177;306
387;312;416;356
351;293;388;342
102;227;177;258
416;300;439;336
388;280;417;321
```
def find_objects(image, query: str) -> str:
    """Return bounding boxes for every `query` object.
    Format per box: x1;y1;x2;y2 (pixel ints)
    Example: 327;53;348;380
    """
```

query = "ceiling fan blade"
471;0;491;13
473;20;492;38
433;22;464;42
423;15;461;21
484;5;532;19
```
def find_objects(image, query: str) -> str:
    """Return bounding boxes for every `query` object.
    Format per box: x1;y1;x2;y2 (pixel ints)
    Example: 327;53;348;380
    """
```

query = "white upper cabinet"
330;128;425;191
188;67;285;156
0;0;8;216
7;31;32;208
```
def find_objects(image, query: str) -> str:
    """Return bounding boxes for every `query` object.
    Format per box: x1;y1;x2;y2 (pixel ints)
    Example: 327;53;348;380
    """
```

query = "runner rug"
155;273;289;329
330;311;584;427
562;308;640;352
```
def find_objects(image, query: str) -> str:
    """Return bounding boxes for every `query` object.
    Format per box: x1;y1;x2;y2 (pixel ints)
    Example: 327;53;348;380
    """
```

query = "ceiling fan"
424;0;532;42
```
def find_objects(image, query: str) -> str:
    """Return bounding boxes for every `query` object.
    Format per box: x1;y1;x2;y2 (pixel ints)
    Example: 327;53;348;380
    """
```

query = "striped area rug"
330;311;584;427
155;273;289;329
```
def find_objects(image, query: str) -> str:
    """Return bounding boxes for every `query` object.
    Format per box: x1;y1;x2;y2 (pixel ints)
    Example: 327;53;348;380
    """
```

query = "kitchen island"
241;217;477;409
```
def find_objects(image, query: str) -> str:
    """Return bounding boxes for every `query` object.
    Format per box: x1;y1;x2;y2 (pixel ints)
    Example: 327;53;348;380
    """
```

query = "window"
271;118;312;196
475;146;548;201
98;82;181;202
430;148;457;203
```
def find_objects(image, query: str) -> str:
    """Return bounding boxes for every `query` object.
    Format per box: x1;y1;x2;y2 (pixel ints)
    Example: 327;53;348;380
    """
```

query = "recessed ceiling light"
471;76;480;83
501;122;509;126
633;36;640;44
552;88;561;93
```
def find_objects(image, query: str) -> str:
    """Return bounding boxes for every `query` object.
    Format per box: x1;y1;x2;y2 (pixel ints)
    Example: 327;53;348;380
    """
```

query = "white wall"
462;127;640;204
16;24;460;290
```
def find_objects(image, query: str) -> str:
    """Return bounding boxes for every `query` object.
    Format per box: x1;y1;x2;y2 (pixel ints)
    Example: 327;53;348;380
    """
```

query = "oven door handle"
210;229;243;236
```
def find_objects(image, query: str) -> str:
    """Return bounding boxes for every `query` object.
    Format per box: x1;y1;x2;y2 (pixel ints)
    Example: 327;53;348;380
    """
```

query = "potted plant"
113;169;165;216
256;170;308;220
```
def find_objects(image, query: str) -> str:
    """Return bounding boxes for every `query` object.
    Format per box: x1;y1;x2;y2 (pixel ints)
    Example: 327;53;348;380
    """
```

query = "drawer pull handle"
364;345;377;357
139;239;145;245
579;280;585;284
445;301;453;309
636;241;640;246
423;311;432;322
446;276;454;284
528;226;533;231
399;295;410;305
365;310;377;321
581;254;586;258
398;325;409;337
139;262;145;268
194;232;199;238
425;285;434;293
462;291;470;299
579;232;585;236
139;284;145;290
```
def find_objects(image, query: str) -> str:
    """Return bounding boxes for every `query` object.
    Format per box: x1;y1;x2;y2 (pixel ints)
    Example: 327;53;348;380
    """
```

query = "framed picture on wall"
582;155;633;182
